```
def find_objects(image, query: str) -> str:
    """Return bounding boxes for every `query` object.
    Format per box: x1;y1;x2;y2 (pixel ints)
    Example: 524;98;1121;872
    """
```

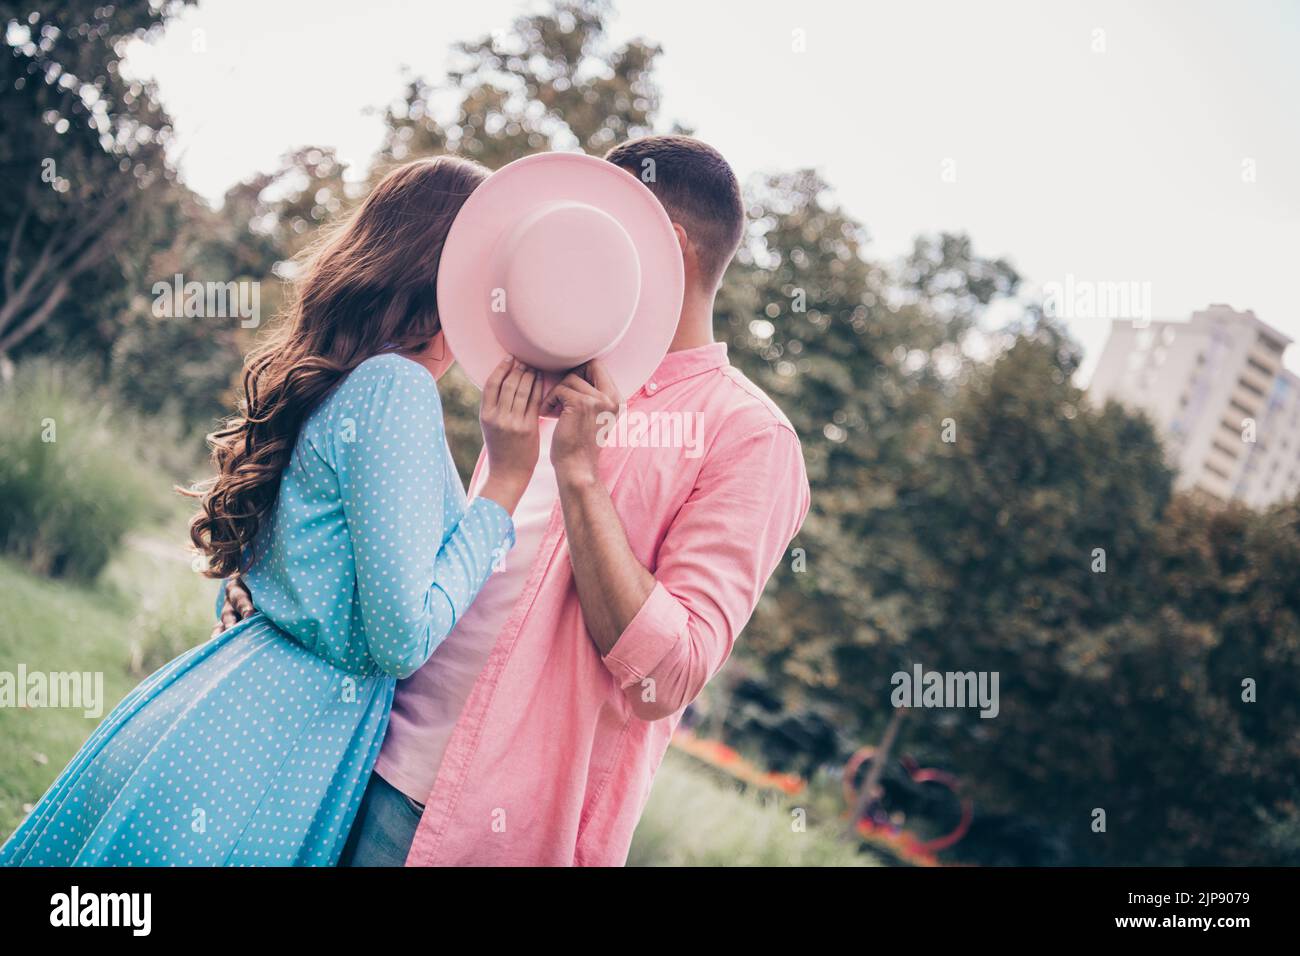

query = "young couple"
1;135;809;867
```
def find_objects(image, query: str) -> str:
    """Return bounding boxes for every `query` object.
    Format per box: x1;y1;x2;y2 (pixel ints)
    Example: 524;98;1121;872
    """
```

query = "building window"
1258;331;1286;355
1238;377;1266;399
1246;356;1273;377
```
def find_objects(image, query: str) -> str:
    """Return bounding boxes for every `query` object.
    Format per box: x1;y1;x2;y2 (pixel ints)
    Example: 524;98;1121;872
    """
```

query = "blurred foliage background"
1;0;1298;865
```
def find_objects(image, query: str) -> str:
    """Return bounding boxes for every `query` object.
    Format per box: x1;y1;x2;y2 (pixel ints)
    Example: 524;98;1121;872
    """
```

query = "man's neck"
667;291;716;353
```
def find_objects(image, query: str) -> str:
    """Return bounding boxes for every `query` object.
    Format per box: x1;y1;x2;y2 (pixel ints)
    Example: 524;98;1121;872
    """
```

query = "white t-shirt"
374;419;560;803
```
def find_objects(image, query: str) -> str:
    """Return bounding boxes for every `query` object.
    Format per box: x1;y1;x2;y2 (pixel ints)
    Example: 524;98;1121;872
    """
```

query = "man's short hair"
604;135;744;289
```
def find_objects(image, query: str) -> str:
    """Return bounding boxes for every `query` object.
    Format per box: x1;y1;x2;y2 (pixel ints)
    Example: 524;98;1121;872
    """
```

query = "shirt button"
646;381;659;394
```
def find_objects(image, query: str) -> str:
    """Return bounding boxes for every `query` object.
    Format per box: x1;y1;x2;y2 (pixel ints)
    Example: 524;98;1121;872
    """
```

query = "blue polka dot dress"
0;354;514;866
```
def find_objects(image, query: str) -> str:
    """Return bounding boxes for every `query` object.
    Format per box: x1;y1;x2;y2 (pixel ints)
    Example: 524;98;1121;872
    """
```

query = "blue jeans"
339;773;424;867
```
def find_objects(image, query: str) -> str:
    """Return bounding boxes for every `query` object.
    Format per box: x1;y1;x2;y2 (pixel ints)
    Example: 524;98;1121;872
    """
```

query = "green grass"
629;750;879;866
0;528;215;839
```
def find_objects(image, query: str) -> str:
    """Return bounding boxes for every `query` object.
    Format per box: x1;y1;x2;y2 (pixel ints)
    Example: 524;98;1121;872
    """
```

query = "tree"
749;312;1300;865
374;0;662;176
721;169;1019;713
0;1;188;363
1154;496;1300;863
108;146;350;429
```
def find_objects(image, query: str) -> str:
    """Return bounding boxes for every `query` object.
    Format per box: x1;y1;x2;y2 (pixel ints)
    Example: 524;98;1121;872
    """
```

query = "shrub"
0;360;171;581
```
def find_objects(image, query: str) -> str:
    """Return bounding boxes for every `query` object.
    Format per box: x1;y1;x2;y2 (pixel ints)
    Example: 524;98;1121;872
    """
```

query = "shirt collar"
638;342;729;397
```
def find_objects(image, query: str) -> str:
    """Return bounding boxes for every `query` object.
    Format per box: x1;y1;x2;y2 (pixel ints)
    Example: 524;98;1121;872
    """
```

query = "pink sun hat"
436;152;685;399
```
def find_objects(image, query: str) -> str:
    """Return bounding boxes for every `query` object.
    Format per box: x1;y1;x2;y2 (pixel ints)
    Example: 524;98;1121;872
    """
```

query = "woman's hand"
478;357;543;513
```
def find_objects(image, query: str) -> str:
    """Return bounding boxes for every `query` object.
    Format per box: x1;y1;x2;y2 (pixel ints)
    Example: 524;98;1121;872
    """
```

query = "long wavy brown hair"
187;155;489;579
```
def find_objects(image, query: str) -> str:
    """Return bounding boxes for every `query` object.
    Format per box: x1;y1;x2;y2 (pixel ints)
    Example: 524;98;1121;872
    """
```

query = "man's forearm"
557;472;656;656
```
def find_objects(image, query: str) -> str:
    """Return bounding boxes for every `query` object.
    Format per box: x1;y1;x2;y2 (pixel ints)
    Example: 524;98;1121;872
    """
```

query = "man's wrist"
556;463;602;495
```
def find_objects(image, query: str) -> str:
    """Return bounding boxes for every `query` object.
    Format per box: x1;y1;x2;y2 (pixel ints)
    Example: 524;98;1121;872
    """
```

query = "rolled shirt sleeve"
601;422;810;720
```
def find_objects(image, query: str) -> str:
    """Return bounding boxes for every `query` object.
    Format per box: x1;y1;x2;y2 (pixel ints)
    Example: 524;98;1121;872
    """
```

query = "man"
219;135;810;866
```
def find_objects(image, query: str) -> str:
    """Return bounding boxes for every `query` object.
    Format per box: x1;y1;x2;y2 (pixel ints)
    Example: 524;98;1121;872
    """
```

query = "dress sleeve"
332;360;515;678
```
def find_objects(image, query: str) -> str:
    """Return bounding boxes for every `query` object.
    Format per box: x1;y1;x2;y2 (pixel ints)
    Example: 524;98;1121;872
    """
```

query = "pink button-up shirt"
404;342;810;866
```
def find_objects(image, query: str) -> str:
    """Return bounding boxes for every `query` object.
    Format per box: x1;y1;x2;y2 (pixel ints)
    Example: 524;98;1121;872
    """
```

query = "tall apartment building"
1088;304;1300;507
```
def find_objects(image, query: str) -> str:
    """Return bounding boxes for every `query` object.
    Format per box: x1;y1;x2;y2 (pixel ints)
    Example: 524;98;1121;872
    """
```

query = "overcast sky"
124;0;1300;377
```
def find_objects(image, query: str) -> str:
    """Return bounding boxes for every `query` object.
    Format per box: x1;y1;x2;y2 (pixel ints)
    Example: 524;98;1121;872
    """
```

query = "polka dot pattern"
0;354;515;866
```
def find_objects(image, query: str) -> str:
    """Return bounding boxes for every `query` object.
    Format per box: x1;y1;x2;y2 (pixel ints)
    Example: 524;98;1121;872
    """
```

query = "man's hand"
212;575;255;637
542;360;621;487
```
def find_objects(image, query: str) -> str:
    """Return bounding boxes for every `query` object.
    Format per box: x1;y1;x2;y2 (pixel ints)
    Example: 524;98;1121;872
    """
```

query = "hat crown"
489;200;641;371
437;151;684;401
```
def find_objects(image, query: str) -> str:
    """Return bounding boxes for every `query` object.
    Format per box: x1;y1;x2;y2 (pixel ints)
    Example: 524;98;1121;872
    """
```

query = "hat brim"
437;152;684;400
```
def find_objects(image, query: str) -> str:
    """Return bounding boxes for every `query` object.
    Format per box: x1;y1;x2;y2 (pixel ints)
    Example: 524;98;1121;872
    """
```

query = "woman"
0;156;542;866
